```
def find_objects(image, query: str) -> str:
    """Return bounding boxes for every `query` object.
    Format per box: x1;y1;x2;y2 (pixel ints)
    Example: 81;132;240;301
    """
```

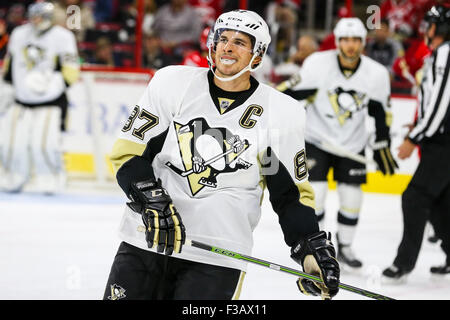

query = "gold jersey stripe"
296;181;316;210
62;65;80;85
109;138;147;174
231;271;246;300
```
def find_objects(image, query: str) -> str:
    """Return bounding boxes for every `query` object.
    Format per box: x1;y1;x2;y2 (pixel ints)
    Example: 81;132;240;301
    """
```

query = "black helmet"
424;5;450;36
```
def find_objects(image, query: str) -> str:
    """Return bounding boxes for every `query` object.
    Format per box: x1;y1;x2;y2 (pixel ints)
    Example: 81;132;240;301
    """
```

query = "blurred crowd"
0;0;448;93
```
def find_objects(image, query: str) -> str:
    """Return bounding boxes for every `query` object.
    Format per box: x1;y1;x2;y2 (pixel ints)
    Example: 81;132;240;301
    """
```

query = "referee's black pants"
394;140;450;271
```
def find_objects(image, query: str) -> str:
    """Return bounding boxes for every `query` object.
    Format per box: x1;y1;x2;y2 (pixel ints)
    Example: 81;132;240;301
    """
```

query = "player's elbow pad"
62;65;80;85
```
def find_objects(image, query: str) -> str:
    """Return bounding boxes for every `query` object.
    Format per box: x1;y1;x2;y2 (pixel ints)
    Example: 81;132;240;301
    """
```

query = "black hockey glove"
372;139;398;175
127;179;186;255
291;231;340;300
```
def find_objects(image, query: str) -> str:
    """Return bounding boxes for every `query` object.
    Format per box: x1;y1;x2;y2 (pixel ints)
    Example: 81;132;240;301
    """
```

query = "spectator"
266;2;299;65
142;30;173;69
0;17;8;59
365;19;404;76
94;0;116;23
392;38;431;86
152;0;203;62
380;0;435;39
88;37;122;67
142;0;158;35
273;34;318;83
5;4;26;34
289;34;318;66
222;0;272;18
118;0;158;43
53;0;95;42
117;1;138;43
189;0;224;26
181;26;210;68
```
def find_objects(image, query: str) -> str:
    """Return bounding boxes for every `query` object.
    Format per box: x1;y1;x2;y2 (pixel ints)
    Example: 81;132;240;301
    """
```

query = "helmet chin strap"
208;48;260;82
212;64;251;82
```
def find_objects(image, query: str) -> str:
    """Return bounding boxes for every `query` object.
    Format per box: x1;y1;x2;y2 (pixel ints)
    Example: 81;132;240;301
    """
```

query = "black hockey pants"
103;241;244;300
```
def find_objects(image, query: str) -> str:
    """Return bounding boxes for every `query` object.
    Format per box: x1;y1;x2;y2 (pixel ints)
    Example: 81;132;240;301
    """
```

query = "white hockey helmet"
333;17;367;46
28;1;55;32
207;9;272;81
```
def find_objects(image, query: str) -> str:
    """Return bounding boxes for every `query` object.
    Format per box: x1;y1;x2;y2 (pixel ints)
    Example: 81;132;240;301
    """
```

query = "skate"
337;244;363;270
430;263;450;276
336;233;363;270
381;265;409;284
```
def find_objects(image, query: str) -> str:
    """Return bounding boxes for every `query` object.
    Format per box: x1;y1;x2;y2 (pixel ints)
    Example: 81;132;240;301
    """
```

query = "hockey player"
104;10;340;300
383;5;450;281
1;2;79;194
277;17;398;270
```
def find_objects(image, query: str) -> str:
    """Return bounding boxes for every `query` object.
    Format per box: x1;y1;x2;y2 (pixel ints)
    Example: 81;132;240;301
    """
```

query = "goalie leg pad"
29;107;63;176
1;104;31;191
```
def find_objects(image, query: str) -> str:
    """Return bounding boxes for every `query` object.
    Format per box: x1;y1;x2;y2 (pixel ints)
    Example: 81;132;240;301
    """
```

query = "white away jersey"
290;50;391;153
110;66;316;271
6;24;78;104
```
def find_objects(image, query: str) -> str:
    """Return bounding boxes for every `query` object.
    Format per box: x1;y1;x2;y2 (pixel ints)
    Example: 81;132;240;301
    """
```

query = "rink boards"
62;70;420;194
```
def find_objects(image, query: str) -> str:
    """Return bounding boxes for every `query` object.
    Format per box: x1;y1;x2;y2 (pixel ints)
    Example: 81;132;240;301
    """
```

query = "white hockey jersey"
5;24;79;104
283;50;391;153
110;66;317;271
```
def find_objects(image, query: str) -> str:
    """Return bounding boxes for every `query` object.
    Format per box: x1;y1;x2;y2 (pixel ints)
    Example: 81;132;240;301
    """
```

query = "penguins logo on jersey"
327;87;368;125
165;118;252;196
23;44;46;70
108;284;126;300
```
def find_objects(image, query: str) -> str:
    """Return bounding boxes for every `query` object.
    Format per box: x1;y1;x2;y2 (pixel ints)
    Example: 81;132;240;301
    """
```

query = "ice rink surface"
1;185;449;301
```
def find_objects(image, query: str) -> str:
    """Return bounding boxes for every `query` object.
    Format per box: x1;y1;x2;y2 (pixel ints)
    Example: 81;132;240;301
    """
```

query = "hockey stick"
187;239;395;300
166;140;250;177
166;148;236;177
307;133;377;166
310;127;409;168
317;139;376;166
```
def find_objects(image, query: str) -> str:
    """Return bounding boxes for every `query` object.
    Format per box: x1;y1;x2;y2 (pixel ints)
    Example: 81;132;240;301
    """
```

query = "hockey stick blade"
187;239;395;300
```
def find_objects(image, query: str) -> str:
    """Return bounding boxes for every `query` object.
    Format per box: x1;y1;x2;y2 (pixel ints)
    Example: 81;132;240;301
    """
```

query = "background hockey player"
277;17;398;270
104;9;339;300
382;4;450;282
1;1;79;194
0;76;14;182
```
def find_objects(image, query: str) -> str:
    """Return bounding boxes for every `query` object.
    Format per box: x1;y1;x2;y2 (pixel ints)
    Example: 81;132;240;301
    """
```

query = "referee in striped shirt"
383;5;450;281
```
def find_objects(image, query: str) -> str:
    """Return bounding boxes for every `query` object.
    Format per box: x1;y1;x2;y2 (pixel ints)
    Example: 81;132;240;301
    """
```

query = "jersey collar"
337;54;361;79
207;70;259;115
